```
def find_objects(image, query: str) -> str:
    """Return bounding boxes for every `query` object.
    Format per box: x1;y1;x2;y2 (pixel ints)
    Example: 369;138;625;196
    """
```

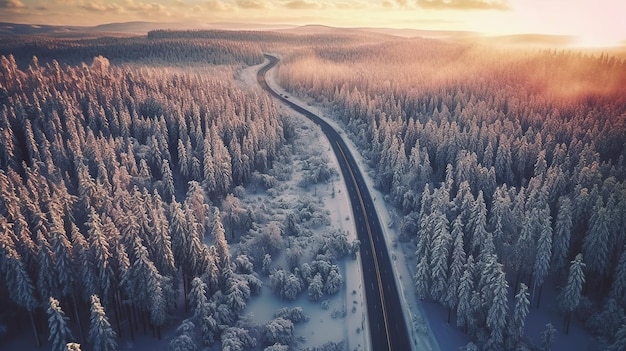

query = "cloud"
235;0;267;9
205;0;231;11
283;0;321;10
80;2;123;13
0;0;26;8
416;0;509;10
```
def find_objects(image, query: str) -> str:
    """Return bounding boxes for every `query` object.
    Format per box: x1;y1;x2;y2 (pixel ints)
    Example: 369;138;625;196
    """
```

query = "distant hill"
0;21;297;36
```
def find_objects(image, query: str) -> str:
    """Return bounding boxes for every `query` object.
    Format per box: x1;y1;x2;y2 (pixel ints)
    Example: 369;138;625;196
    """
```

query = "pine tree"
456;255;475;331
169;319;197;351
189;277;217;345
89;295;117;351
124;236;167;328
324;266;343;295
221;327;256;351
50;229;75;298
561;254;585;334
161;160;175;202
308;273;324;301
429;211;451;303
583;198;610;280
506;283;530;350
87;208;113;302
552;196;573;274
445;216;466;322
468;191;488;255
540;323;557;351
533;206;552;307
414;256;430;300
212;207;231;274
485;268;508;350
47;297;74;351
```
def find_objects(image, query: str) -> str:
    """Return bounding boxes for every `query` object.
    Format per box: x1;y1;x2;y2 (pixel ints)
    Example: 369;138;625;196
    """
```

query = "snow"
237;59;369;350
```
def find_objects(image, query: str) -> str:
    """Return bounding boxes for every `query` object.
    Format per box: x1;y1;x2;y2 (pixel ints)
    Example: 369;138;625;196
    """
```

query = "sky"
1;0;624;46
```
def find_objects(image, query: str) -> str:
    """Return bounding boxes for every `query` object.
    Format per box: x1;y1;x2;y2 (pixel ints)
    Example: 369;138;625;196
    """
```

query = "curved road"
258;54;411;351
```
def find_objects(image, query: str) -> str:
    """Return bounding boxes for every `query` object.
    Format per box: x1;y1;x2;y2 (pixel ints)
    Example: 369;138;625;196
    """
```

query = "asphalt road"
258;54;412;351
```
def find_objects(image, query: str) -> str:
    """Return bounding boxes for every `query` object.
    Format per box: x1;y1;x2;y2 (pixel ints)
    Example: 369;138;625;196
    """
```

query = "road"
258;54;412;351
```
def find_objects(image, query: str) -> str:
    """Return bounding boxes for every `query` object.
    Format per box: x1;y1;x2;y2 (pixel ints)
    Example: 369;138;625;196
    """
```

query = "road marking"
336;141;392;351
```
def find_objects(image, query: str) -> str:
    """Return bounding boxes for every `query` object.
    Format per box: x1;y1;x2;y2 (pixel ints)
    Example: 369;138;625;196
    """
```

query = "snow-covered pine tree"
533;206;553;307
583;198;610;282
308;273;324;301
551;196;573;274
429;210;451;303
168;319;197;351
445;216;466;323
189;277;217;345
324;265;343;295
88;295;117;351
540;323;557;351
263;318;294;345
561;253;585;334
485;267;508;350
506;283;530;350
47;297;74;351
457;255;475;331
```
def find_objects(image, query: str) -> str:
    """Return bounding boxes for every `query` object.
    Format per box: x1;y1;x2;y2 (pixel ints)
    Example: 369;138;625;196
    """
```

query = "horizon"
1;0;624;48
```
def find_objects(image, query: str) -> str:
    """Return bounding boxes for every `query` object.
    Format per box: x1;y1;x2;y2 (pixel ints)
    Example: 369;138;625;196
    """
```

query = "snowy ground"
237;61;369;351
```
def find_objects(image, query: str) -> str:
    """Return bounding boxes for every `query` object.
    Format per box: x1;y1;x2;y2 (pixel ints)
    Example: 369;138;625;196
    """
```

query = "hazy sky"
1;0;624;46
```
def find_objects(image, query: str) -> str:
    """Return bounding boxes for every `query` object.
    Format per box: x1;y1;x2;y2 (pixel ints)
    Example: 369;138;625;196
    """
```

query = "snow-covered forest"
0;30;367;351
2;27;626;351
276;39;626;349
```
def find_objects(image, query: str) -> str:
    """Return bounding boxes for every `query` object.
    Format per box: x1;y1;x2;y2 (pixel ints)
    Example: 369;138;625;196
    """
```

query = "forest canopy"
277;37;626;350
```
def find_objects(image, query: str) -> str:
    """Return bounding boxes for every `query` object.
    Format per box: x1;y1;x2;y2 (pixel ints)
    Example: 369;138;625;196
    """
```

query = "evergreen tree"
506;283;530;350
161;160;175;202
87;208;114;302
212;207;231;273
445;216;466;322
221;327;255;351
47;297;74;351
429;211;451;303
88;295;117;351
561;254;585;334
414;256;430;300
169;319;197;351
456;255;475;331
308;273;324;301
583;198;610;280
189;277;217;346
533;206;552;306
124;236;167;328
540;323;557;351
552;196;573;274
324;266;343;295
486;268;508;350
